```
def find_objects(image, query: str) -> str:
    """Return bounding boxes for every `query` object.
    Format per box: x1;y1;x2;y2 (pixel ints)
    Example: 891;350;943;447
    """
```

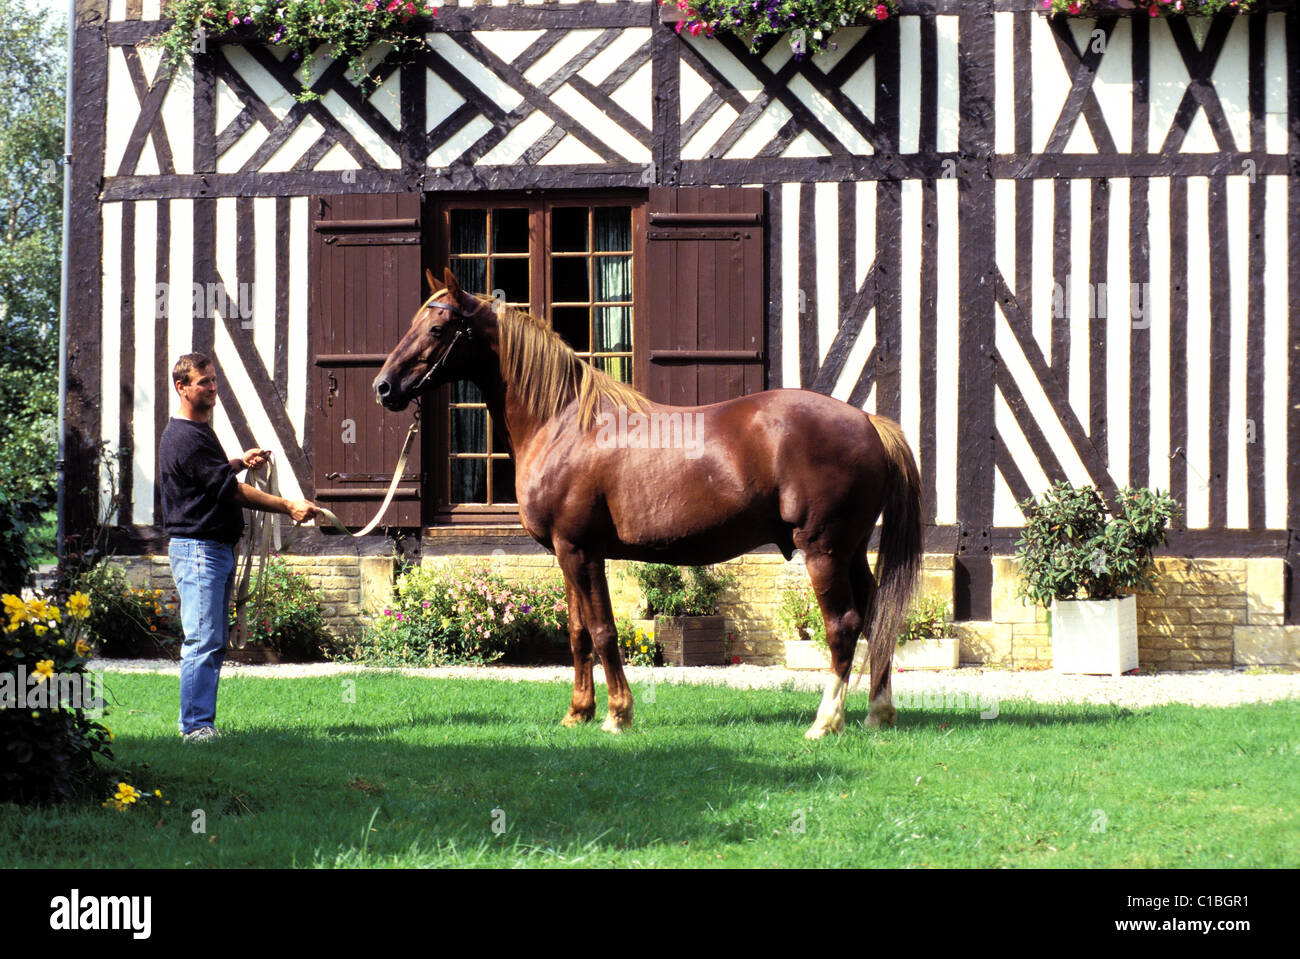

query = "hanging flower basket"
156;0;441;99
1041;0;1256;16
659;0;901;61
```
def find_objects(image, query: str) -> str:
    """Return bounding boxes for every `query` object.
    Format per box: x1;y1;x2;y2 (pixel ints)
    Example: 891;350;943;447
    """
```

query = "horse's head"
373;268;490;411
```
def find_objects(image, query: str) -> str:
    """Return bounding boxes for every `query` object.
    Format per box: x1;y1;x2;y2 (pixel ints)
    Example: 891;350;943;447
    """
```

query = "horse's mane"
495;304;649;431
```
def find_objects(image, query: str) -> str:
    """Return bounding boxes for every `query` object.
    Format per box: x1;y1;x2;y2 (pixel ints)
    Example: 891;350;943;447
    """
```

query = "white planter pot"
784;640;831;670
893;637;960;671
1050;595;1139;677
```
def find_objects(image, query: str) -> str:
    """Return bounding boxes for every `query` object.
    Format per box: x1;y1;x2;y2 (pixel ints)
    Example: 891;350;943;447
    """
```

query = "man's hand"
240;448;271;470
285;499;320;524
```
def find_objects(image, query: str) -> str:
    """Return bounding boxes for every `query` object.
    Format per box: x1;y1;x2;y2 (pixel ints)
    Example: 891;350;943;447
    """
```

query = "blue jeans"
169;538;236;734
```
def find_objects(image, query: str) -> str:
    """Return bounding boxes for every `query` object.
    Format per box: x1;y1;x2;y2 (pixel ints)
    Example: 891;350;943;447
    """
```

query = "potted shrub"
1015;483;1180;677
894;593;958;671
629;563;735;666
777;582;830;670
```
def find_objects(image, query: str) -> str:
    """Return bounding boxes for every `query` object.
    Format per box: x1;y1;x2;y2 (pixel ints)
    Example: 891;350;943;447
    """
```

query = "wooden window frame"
424;190;648;524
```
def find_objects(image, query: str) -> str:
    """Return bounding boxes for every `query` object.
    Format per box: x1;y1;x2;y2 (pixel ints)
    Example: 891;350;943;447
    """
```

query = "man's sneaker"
182;726;220;743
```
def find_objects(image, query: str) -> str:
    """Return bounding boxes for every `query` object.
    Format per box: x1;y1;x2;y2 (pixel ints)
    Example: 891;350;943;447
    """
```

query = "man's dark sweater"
158;417;244;544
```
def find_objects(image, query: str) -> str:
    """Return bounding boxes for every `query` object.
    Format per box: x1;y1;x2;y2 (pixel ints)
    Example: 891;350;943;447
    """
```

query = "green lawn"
1;671;1295;868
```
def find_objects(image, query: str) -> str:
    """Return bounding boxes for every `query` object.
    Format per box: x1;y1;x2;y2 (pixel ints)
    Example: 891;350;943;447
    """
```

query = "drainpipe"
55;0;76;561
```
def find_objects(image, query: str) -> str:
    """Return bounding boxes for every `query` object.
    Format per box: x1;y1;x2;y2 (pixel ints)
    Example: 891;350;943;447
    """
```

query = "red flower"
1149;3;1158;13
875;3;888;19
227;11;238;24
1068;2;1079;12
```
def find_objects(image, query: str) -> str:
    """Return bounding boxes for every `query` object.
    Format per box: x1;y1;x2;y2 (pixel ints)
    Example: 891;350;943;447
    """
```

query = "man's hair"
172;353;213;387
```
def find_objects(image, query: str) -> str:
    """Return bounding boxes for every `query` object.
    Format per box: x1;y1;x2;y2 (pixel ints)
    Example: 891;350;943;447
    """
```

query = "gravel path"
96;659;1299;709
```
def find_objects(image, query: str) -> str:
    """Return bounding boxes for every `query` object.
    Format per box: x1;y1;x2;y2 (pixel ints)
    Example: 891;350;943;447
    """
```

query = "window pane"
492;459;517;504
594;355;632;383
493;258;529;304
594;306;632;353
552;207;588;252
594;255;632;303
594;207;631;252
450;210;487;254
552;307;590;353
451;459;486;504
452;258;487;297
451;381;482;404
491;422;512;454
552;257;589;303
492;208;529;254
451;406;486;455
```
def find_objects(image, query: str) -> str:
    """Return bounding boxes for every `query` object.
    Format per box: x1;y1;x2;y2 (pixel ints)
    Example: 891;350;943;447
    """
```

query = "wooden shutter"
310;193;423;527
644;187;765;406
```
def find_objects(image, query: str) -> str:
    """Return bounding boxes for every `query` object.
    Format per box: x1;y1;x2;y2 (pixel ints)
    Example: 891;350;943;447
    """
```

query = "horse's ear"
443;268;461;299
425;268;443;293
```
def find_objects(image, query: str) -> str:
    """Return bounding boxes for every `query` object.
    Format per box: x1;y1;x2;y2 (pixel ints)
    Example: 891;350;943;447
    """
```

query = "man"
159;353;319;743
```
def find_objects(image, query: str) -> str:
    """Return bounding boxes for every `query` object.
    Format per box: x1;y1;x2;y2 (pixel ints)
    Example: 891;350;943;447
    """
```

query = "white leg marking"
805;674;847;740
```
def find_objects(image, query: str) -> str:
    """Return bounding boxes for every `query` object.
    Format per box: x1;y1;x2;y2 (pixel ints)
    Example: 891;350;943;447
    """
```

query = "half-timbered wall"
64;0;1298;622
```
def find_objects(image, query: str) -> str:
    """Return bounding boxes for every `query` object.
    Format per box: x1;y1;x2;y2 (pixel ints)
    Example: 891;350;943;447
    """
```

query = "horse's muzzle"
373;373;409;412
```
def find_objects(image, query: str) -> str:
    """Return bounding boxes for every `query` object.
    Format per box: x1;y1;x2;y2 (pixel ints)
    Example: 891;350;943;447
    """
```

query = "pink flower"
387;0;401;10
875;3;888;19
1068;2;1079;13
227;11;238;24
365;1;375;8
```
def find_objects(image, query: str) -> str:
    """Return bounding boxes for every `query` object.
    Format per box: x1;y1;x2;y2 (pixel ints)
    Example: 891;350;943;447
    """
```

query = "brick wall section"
104;551;1296;668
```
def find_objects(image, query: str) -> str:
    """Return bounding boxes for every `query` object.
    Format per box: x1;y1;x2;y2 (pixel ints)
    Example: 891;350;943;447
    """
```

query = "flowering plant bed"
345;562;568;667
1042;0;1255;16
228;555;333;661
660;0;899;60
157;0;441;97
2;591;115;804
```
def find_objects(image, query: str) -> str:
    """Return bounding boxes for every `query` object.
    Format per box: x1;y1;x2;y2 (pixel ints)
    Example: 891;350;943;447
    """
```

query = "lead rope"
233;453;283;647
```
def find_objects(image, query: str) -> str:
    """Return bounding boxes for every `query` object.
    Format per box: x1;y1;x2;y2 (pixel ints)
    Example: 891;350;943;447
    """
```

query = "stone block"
953;621;1012;666
1233;626;1300;668
1245;558;1285;627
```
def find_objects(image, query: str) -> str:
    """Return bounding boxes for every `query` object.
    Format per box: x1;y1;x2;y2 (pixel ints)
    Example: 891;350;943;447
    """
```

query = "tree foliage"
0;0;66;526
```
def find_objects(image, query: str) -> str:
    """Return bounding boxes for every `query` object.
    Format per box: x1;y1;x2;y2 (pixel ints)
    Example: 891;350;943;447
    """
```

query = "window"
430;193;647;518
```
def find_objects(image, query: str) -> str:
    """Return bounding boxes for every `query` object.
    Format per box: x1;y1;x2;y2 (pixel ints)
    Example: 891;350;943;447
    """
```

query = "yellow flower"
57;639;66;646
32;624;48;636
3;594;29;629
33;660;54;683
67;592;92;620
75;639;93;658
114;783;140;804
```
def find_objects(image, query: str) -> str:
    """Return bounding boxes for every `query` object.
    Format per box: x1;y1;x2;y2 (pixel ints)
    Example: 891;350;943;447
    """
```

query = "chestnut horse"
373;269;922;739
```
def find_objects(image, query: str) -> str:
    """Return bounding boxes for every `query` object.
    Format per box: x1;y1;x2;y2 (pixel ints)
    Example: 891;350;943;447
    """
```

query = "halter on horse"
374;268;923;739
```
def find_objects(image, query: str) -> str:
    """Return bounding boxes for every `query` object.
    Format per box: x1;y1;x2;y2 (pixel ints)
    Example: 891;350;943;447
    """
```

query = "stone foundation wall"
109;554;387;642
103;550;1297;669
954;556;1299;670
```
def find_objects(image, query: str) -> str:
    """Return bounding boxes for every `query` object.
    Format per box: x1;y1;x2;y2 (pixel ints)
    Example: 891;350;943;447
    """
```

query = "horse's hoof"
561;710;593;727
601;714;630;734
863;707;897;729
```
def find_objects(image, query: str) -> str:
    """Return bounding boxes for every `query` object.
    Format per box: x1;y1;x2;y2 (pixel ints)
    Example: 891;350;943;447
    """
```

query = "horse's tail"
857;415;924;700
